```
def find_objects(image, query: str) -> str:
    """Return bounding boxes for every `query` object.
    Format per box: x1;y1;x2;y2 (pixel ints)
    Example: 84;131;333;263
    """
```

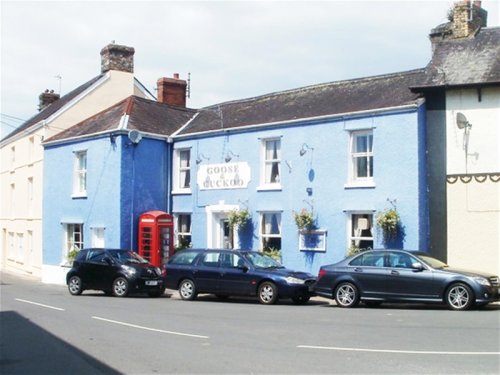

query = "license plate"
146;280;158;286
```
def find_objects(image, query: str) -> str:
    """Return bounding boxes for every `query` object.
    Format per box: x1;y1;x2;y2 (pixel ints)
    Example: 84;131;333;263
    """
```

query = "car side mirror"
411;262;424;271
239;265;249;273
103;257;113;265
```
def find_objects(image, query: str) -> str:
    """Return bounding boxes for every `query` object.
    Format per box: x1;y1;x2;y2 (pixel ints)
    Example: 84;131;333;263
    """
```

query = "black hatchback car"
314;249;499;310
164;249;316;304
66;248;165;297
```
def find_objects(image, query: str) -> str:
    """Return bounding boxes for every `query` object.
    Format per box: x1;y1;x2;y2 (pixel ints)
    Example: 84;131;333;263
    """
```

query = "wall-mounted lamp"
225;150;239;163
196;153;210;164
299;143;314;156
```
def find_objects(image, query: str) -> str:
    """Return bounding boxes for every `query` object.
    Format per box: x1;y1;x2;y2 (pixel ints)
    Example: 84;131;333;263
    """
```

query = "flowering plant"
376;208;400;242
293;208;315;231
228;208;251;229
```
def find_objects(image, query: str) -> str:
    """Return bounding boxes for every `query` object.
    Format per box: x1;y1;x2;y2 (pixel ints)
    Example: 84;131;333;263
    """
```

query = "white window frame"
27;177;34;217
347;130;374;187
91;227;105;248
173;148;191;194
347;212;374;252
63;223;84;263
258;138;282;190
260;212;282;251
73;150;87;197
175;214;192;248
16;233;24;264
10;183;15;217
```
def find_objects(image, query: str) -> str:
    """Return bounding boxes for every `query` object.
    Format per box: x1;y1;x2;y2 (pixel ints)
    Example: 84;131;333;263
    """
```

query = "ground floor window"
260;212;281;251
64;223;83;262
349;213;373;251
176;214;192;249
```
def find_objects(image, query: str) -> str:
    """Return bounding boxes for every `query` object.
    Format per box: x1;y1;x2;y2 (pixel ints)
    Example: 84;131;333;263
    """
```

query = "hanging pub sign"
197;162;251;190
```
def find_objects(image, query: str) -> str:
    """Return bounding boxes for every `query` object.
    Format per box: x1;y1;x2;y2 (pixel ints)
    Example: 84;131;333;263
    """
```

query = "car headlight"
473;276;490;286
122;265;136;276
285;276;306;285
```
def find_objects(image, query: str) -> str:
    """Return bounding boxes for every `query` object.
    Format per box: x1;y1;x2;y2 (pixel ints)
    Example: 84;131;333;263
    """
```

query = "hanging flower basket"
228;208;251;229
294;208;315;231
376;208;400;243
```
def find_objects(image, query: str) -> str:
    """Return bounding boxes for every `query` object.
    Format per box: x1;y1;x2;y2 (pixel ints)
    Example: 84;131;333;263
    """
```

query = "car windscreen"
243;252;283;269
415;254;448;269
108;250;149;264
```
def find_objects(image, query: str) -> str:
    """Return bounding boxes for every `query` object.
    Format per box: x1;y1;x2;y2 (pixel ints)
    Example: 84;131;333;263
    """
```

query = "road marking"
92;316;209;339
297;345;500;356
15;298;65;311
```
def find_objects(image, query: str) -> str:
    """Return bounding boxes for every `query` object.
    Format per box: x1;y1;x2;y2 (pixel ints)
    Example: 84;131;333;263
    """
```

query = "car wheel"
334;282;360;308
68;276;83;295
292;294;310;305
179;279;197;301
445;283;474;311
258;281;278;305
112;277;129;297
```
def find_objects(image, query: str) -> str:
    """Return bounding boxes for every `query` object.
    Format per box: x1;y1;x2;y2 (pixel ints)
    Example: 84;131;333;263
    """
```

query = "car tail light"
162;268;167;277
318;268;327;280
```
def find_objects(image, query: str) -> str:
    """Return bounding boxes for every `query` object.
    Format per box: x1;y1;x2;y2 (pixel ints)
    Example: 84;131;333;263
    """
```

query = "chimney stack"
100;44;135;74
38;89;60;111
451;1;487;38
157;74;187;107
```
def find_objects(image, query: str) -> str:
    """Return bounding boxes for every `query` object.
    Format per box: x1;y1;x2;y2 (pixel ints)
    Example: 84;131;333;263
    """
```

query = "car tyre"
112;277;129;297
445;283;474;311
334;282;360;308
258;281;278;305
68;275;83;295
179;279;197;301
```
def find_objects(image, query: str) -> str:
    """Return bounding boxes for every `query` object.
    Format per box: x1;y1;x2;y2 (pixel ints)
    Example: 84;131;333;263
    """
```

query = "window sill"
344;181;376;189
172;189;192;195
71;193;87;199
257;184;282;192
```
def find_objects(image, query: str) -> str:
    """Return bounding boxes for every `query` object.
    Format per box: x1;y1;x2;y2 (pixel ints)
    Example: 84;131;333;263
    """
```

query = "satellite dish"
456;112;471;130
128;129;142;144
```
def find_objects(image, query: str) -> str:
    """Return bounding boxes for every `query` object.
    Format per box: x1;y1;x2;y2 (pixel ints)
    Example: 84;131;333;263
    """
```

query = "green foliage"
263;247;282;262
228;208;251;229
293;208;315;231
376;208;400;242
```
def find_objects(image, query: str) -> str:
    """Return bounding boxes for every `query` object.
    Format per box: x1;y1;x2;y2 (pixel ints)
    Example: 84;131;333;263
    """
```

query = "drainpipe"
166;137;173;213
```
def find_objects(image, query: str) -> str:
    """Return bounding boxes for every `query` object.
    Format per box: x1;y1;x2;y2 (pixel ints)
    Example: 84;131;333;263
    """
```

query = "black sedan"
314;249;499;310
164;249;316;304
66;248;165;297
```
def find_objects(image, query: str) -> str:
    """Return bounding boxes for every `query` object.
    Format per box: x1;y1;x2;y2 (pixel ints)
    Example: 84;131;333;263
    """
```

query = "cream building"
413;1;499;274
0;44;154;278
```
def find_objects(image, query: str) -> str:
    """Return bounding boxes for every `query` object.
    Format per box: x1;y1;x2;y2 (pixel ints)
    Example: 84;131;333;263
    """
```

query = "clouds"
1;0;499;136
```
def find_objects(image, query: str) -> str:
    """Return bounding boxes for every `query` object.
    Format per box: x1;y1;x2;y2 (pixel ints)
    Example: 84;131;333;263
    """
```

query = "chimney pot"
173;73;180;79
38;89;60;112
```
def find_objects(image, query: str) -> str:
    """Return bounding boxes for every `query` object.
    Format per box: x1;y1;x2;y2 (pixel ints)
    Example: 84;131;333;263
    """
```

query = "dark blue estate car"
314;249;499;310
164;249;316;304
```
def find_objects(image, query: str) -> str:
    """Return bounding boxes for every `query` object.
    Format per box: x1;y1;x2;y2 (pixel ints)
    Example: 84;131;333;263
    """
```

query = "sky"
1;0;499;137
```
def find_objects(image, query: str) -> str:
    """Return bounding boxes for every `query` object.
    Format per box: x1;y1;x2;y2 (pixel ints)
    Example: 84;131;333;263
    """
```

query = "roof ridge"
203;68;426;109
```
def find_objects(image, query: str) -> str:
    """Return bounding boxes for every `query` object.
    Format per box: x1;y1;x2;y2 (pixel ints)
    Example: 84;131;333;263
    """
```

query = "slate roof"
412;27;500;90
44;95;197;143
176;69;426;136
1;74;104;143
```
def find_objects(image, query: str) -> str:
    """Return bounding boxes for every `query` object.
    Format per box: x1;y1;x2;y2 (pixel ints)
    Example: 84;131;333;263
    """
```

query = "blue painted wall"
43;134;169;265
172;106;428;275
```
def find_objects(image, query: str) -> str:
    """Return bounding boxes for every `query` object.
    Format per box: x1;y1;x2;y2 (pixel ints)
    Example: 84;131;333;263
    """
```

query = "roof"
1;74;104;143
176;69;426;136
44;95;197;144
412;27;500;90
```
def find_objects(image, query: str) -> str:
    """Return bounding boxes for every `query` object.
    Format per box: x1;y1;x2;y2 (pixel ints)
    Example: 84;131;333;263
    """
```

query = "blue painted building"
170;70;429;274
42;94;195;283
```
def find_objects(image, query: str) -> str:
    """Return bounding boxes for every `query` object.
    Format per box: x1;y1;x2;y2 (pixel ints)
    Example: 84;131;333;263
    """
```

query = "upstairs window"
173;149;191;193
73;151;87;197
260;138;281;189
349;131;373;184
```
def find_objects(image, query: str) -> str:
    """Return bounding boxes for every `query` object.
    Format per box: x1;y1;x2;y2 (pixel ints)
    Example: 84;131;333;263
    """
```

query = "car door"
384;252;436;298
217;252;255;296
193;251;221;293
83;250;115;290
348;251;388;297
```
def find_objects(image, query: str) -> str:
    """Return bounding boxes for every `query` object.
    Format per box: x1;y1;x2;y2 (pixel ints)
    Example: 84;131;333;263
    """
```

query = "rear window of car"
349;252;385;267
170;251;199;265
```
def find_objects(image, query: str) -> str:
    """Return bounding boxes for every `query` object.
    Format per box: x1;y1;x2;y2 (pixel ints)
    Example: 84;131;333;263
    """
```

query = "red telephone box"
138;211;174;267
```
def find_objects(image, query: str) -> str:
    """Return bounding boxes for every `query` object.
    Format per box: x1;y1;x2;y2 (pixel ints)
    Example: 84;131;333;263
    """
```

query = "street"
1;271;499;374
